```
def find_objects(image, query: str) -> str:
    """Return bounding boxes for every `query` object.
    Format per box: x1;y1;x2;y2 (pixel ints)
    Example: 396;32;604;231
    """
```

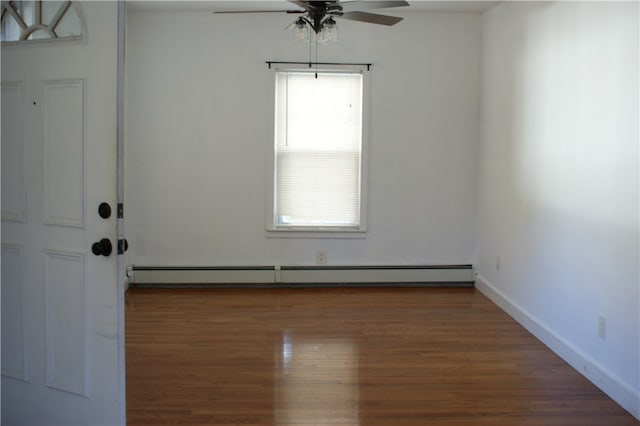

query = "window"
1;1;83;43
269;68;368;234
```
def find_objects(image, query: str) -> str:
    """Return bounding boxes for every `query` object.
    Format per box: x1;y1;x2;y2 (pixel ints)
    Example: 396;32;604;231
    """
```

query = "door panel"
44;249;87;396
1;2;121;425
1;82;25;222
42;79;85;228
1;244;28;381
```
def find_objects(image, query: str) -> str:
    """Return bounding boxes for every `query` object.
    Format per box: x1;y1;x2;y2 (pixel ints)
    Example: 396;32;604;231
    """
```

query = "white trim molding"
475;275;640;420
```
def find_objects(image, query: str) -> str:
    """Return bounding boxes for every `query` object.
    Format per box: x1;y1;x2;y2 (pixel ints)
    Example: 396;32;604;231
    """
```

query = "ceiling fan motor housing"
306;1;343;33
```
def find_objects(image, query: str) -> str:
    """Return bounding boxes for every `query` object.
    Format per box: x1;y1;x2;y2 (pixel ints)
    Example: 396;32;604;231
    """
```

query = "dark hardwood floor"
126;287;638;425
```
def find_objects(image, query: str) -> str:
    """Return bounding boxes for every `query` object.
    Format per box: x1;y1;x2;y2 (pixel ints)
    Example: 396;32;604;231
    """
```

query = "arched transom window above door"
1;1;83;43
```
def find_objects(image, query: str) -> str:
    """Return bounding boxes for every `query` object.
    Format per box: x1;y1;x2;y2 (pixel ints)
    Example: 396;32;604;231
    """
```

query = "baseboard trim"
475;275;640;420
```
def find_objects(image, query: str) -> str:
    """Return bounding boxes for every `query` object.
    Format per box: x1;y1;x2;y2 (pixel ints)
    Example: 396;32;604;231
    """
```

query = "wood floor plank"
126;287;638;425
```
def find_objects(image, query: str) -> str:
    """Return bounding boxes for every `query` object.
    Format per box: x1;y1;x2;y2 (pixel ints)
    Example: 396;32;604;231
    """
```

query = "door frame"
116;1;127;424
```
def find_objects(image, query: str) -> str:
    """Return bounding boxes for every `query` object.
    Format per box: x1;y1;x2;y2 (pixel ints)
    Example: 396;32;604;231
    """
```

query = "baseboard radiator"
128;265;475;288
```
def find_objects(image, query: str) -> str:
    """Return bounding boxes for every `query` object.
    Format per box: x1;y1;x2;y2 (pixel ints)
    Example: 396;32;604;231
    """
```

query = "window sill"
266;227;367;239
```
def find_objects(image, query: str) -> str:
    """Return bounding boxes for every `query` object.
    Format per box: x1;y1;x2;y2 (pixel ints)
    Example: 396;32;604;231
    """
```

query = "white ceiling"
127;1;499;13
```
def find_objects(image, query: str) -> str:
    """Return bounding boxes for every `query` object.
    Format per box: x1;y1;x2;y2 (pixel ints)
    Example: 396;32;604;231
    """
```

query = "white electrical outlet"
598;315;606;340
316;250;327;265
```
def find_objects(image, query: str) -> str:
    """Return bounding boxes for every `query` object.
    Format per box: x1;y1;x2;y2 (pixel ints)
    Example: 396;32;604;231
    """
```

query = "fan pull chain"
315;36;319;79
309;34;313;70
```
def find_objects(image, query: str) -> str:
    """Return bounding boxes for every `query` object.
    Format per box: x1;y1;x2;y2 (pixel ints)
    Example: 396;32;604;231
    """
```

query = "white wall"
125;9;480;266
476;1;639;417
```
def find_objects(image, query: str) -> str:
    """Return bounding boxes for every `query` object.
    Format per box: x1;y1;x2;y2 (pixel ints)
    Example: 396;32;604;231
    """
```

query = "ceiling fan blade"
288;1;315;10
337;1;409;13
341;11;403;26
214;9;304;14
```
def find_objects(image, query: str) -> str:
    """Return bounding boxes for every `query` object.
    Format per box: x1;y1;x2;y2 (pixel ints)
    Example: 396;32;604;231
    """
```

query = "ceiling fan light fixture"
319;16;339;43
292;17;310;42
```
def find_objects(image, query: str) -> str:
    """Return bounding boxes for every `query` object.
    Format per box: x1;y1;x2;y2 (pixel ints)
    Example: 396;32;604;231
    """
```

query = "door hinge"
117;202;124;218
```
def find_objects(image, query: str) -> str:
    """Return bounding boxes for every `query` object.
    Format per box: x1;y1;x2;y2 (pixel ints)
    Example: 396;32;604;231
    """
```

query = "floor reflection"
275;332;359;425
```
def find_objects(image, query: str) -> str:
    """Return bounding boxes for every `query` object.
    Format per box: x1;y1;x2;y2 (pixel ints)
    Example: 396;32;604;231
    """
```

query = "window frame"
266;64;370;238
1;1;85;44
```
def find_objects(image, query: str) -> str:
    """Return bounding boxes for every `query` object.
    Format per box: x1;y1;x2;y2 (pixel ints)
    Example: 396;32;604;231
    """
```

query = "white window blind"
274;70;363;229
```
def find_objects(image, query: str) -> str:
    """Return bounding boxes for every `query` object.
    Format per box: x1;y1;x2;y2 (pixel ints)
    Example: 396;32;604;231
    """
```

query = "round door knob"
92;238;112;256
98;202;112;219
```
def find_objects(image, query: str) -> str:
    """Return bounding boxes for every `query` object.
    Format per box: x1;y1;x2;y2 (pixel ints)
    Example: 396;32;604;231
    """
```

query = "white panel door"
1;2;121;425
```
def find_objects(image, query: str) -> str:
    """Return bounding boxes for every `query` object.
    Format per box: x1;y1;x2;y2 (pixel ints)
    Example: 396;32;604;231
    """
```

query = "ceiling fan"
215;1;410;39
